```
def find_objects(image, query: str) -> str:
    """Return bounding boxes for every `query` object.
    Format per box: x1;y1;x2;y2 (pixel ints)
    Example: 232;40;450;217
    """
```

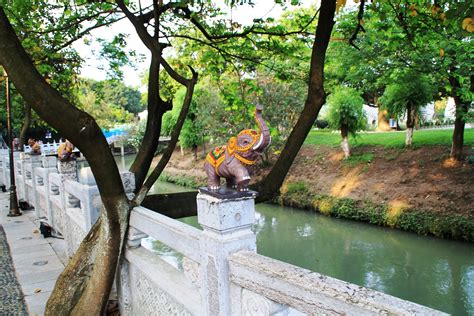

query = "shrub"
278;181;474;241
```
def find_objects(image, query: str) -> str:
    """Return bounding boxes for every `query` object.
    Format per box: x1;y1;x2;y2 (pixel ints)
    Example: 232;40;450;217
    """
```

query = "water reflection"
255;204;474;316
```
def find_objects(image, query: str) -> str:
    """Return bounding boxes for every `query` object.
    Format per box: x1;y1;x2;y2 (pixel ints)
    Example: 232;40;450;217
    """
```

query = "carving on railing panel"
50;183;59;195
38;195;47;218
118;260;133;315
133;269;192;316
37;175;44;186
242;289;289;316
68;216;87;254
182;257;200;285
67;194;80;208
52;204;64;233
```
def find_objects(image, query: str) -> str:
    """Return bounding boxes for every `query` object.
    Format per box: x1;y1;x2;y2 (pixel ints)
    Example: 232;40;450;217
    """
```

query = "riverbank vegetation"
278;182;473;242
158;128;474;241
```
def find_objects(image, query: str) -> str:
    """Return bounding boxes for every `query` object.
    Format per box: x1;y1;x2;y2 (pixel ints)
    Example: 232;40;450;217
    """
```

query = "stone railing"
0;150;447;315
0;151;133;257
117;191;447;315
23;140;81;156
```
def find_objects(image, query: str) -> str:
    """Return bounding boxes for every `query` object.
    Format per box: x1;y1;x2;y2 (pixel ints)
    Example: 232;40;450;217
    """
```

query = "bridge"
0;150;446;315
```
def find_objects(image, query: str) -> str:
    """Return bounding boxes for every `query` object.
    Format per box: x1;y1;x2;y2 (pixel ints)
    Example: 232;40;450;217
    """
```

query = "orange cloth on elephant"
30;142;41;155
206;146;226;175
58;141;73;161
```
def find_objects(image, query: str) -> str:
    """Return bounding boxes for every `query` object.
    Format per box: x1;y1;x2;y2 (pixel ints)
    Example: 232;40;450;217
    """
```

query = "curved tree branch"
348;0;366;50
132;66;198;205
0;7;130;314
18;102;31;150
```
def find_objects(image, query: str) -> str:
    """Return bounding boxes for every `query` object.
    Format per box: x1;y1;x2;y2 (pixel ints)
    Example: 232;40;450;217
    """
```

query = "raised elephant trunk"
204;103;271;191
253;103;271;152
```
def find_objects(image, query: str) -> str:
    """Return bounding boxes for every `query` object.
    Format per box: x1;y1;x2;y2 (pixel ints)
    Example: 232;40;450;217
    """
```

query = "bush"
278;181;474;242
326;87;366;136
158;172;202;188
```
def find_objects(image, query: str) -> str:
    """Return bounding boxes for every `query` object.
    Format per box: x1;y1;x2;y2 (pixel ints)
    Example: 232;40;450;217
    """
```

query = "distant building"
444;97;456;120
138;110;148;121
363;105;378;127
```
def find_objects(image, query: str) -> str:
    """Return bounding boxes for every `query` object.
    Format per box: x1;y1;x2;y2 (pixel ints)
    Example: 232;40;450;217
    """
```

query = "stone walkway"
0;223;27;315
0;192;67;315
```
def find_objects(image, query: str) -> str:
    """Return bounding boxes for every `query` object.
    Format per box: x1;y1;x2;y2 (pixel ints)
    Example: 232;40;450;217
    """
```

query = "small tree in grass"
380;70;433;147
327;87;366;158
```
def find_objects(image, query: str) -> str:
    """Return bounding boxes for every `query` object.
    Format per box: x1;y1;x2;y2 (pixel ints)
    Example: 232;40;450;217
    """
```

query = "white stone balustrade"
2;148;448;315
34;156;58;219
117;190;447;316
5;153;133;258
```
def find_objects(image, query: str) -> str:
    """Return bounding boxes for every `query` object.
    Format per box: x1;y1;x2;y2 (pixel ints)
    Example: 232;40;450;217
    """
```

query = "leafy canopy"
379;70;433;119
327;86;366;136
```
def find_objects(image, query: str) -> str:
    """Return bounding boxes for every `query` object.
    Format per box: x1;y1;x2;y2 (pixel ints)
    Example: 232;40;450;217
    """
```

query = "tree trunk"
405;103;415;147
405;127;413;147
449;75;469;161
254;0;336;202
18;102;31;150
376;108;391;131
0;8;130;314
118;1;196;195
129;53;167;191
133;73;197;205
192;144;197;161
341;125;350;158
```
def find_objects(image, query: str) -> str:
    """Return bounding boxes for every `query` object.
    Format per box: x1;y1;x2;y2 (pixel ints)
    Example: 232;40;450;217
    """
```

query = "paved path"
0;192;67;315
0;223;27;315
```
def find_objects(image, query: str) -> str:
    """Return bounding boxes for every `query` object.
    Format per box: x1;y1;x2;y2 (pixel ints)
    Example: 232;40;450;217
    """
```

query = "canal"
83;155;474;315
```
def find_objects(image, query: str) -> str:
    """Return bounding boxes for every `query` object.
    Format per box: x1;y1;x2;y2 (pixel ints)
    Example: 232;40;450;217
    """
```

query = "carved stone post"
28;155;42;217
16;153;28;201
57;160;78;257
40;156;58;224
117;227;149;316
197;189;257;316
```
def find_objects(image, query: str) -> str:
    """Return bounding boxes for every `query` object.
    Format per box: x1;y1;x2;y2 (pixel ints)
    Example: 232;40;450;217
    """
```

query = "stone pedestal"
57;160;78;181
197;188;257;316
28;156;42;217
58;160;78;257
42;156;57;168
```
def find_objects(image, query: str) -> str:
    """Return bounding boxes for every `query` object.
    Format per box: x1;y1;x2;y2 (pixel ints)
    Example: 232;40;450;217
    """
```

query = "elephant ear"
225;137;236;164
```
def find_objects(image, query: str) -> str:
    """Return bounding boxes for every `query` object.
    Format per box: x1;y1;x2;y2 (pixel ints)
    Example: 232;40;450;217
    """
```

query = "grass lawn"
305;128;474;148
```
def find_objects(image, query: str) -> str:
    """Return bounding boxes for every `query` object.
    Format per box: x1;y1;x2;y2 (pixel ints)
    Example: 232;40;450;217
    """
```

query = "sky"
74;1;316;88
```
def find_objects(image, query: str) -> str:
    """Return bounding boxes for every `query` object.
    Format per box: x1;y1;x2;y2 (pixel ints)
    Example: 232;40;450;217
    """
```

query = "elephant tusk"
252;134;264;151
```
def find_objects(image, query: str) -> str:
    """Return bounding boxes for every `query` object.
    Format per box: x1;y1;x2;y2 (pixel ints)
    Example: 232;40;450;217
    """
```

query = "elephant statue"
204;104;271;191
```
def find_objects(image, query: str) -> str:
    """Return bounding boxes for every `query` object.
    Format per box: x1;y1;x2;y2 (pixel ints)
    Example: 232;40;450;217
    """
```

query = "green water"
92;155;474;315
151;180;474;315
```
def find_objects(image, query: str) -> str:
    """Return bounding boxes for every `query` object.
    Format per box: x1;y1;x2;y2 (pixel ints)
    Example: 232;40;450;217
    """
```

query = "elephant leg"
237;178;250;191
225;178;237;190
204;162;220;190
235;169;251;192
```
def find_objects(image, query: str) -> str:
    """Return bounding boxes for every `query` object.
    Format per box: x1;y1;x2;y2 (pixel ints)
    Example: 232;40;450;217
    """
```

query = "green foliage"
165;5;316;149
124;119;147;151
278;181;313;209
162;86;208;149
343;153;373;166
277;183;474;242
158;172;203;188
75;79;139;129
89;79;144;114
326;86;366;136
248;71;307;148
379;70;433;120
